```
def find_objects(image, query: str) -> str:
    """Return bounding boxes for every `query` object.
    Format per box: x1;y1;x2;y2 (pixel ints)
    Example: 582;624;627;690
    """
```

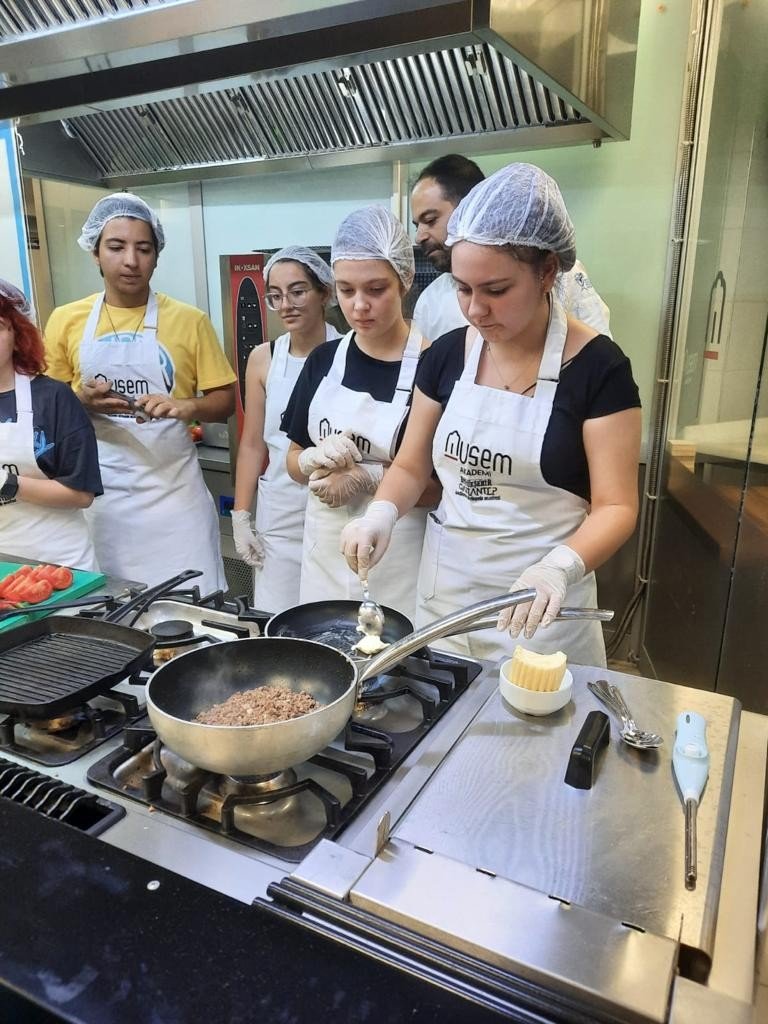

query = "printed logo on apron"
443;428;512;501
316;416;372;456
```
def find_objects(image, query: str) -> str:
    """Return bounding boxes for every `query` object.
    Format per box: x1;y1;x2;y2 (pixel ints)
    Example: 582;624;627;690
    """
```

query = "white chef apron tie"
301;324;427;621
416;296;606;667
253;325;339;614
78;290;226;592
0;372;98;570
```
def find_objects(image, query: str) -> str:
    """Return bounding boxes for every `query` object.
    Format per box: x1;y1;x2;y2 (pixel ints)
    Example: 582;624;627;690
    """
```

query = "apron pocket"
417;511;443;602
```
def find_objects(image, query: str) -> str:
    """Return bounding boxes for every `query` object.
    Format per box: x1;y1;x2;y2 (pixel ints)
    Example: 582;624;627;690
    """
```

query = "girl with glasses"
232;247;340;614
283;207;438;621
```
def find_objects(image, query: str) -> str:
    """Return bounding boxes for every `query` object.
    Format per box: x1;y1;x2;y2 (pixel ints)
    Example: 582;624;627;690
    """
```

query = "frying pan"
264;600;614;654
147;589;611;776
0;569;201;718
264;600;414;652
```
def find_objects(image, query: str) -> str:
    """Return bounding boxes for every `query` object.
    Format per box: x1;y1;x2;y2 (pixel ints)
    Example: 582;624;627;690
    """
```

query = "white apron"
416;297;606;667
253;325;339;613
300;325;427;621
78;291;226;592
0;372;98;570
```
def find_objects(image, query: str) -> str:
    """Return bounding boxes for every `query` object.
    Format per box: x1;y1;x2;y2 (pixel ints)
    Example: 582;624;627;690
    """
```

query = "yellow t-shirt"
44;292;236;398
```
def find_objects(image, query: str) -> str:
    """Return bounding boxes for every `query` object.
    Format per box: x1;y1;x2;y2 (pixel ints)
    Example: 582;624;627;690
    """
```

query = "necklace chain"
484;341;537;394
103;303;145;344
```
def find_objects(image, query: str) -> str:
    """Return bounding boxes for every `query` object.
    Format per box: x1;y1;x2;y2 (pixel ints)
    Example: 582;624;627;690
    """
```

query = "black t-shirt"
0;375;103;494
282;335;413;450
415;328;641;502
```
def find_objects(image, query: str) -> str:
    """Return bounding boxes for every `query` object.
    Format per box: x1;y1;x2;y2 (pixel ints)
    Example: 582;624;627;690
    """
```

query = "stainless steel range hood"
0;0;640;186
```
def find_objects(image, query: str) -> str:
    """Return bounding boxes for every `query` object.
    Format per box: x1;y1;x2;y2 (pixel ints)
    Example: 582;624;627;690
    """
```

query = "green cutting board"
0;561;107;633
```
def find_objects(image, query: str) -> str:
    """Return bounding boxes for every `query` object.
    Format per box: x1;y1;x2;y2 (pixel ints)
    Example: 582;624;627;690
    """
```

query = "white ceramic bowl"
499;663;573;716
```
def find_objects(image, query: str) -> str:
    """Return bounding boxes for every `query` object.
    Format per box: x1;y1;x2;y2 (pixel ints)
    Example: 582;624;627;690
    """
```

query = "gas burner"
150;619;196;643
88;650;482;862
0;688;144;767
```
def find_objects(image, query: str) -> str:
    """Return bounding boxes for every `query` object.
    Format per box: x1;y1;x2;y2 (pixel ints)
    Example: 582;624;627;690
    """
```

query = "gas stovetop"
0;585;493;897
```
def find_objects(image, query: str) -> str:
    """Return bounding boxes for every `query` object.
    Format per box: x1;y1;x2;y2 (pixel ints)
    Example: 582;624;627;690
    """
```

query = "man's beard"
424;244;451;273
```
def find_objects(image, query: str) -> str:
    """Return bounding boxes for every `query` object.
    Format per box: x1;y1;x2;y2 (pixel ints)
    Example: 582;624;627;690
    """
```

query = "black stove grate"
87;650;482;861
0;756;124;835
0;687;144;767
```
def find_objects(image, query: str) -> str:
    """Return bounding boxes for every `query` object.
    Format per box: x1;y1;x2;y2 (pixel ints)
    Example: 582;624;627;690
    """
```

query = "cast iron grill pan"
0;616;154;718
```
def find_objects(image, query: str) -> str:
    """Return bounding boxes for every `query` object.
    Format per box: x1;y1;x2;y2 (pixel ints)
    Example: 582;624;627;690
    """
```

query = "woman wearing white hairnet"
232;248;341;613
283;207;436;620
44;193;236;592
341;165;641;666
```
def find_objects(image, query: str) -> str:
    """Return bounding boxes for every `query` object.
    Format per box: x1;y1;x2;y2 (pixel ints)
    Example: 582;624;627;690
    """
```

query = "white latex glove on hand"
308;463;384;509
297;430;362;476
497;545;585;639
339;500;399;575
231;509;265;569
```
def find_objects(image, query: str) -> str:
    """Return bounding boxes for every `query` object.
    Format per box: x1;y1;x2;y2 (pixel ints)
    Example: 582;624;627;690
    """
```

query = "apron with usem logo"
416;296;606;667
78;291;226;592
301;324;427;620
253;325;339;614
0;372;98;570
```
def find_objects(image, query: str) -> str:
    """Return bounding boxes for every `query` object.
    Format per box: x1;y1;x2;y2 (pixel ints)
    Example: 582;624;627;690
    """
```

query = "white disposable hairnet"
0;278;34;320
331;206;414;289
446;163;576;272
77;192;166;253
265;246;336;304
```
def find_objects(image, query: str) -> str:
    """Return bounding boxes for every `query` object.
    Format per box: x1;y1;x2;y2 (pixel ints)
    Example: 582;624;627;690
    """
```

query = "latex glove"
497;545;585;639
340;500;399;575
297;430;362;476
231;509;265;569
308;463;384;509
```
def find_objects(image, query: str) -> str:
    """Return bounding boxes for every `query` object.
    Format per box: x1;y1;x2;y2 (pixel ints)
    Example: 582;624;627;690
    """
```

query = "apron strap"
326;330;352;386
14;371;33;415
393;322;423;405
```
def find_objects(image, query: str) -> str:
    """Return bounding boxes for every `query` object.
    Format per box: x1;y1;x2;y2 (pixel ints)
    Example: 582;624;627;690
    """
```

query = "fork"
587;679;663;749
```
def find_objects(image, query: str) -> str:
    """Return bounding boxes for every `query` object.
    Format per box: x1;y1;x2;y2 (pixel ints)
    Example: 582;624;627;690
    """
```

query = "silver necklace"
103;303;145;344
484;341;538;393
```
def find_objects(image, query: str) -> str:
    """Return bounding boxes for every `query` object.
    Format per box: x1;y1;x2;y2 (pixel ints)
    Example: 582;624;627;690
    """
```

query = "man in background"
411;153;611;341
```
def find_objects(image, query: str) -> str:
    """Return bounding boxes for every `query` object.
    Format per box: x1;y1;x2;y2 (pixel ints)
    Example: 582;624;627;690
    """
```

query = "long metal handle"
444;607;614;638
357;589;537;685
685;798;698;889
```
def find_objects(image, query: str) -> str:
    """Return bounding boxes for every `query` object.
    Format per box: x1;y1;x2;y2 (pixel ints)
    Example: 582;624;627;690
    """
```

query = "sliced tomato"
49;567;74;591
24;579;53;604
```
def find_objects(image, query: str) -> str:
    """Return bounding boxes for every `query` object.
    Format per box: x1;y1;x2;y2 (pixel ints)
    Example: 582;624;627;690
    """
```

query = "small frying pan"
265;600;414;655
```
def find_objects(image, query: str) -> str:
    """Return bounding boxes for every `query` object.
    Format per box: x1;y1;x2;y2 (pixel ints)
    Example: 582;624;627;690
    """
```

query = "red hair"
0;296;46;376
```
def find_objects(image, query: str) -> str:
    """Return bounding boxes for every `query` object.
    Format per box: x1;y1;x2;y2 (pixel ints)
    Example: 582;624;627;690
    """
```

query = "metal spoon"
587;679;663;749
357;578;385;639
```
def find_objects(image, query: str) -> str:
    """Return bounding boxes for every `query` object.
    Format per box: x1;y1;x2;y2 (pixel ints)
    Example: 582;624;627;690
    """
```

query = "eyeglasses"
265;286;312;311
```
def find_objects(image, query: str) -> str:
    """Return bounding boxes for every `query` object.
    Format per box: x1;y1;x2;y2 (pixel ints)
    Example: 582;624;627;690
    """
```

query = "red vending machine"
219;253;268;476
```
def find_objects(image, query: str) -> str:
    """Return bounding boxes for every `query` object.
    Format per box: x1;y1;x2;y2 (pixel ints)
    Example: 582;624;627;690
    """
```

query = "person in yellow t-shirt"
44;192;236;592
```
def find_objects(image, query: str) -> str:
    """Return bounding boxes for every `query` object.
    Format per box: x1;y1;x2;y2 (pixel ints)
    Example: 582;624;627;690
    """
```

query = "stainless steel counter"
386;665;738;977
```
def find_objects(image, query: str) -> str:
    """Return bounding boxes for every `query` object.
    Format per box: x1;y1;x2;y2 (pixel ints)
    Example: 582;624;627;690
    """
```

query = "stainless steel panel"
351;840;677;1024
392;665;740;978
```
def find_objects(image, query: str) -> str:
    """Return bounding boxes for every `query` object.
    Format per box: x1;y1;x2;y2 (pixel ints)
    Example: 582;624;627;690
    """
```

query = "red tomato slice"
24;579;53;604
50;567;74;590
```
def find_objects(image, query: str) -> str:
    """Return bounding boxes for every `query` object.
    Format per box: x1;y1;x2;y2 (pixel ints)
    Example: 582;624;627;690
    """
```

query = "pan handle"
103;570;203;625
442;607;615;637
357;589;541;688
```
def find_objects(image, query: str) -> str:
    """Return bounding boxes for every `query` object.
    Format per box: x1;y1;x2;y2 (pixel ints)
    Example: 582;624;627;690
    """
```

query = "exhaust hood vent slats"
62;41;586;178
0;0;169;36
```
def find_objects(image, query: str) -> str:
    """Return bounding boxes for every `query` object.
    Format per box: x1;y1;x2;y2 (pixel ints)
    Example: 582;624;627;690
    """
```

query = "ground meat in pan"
195;685;319;726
